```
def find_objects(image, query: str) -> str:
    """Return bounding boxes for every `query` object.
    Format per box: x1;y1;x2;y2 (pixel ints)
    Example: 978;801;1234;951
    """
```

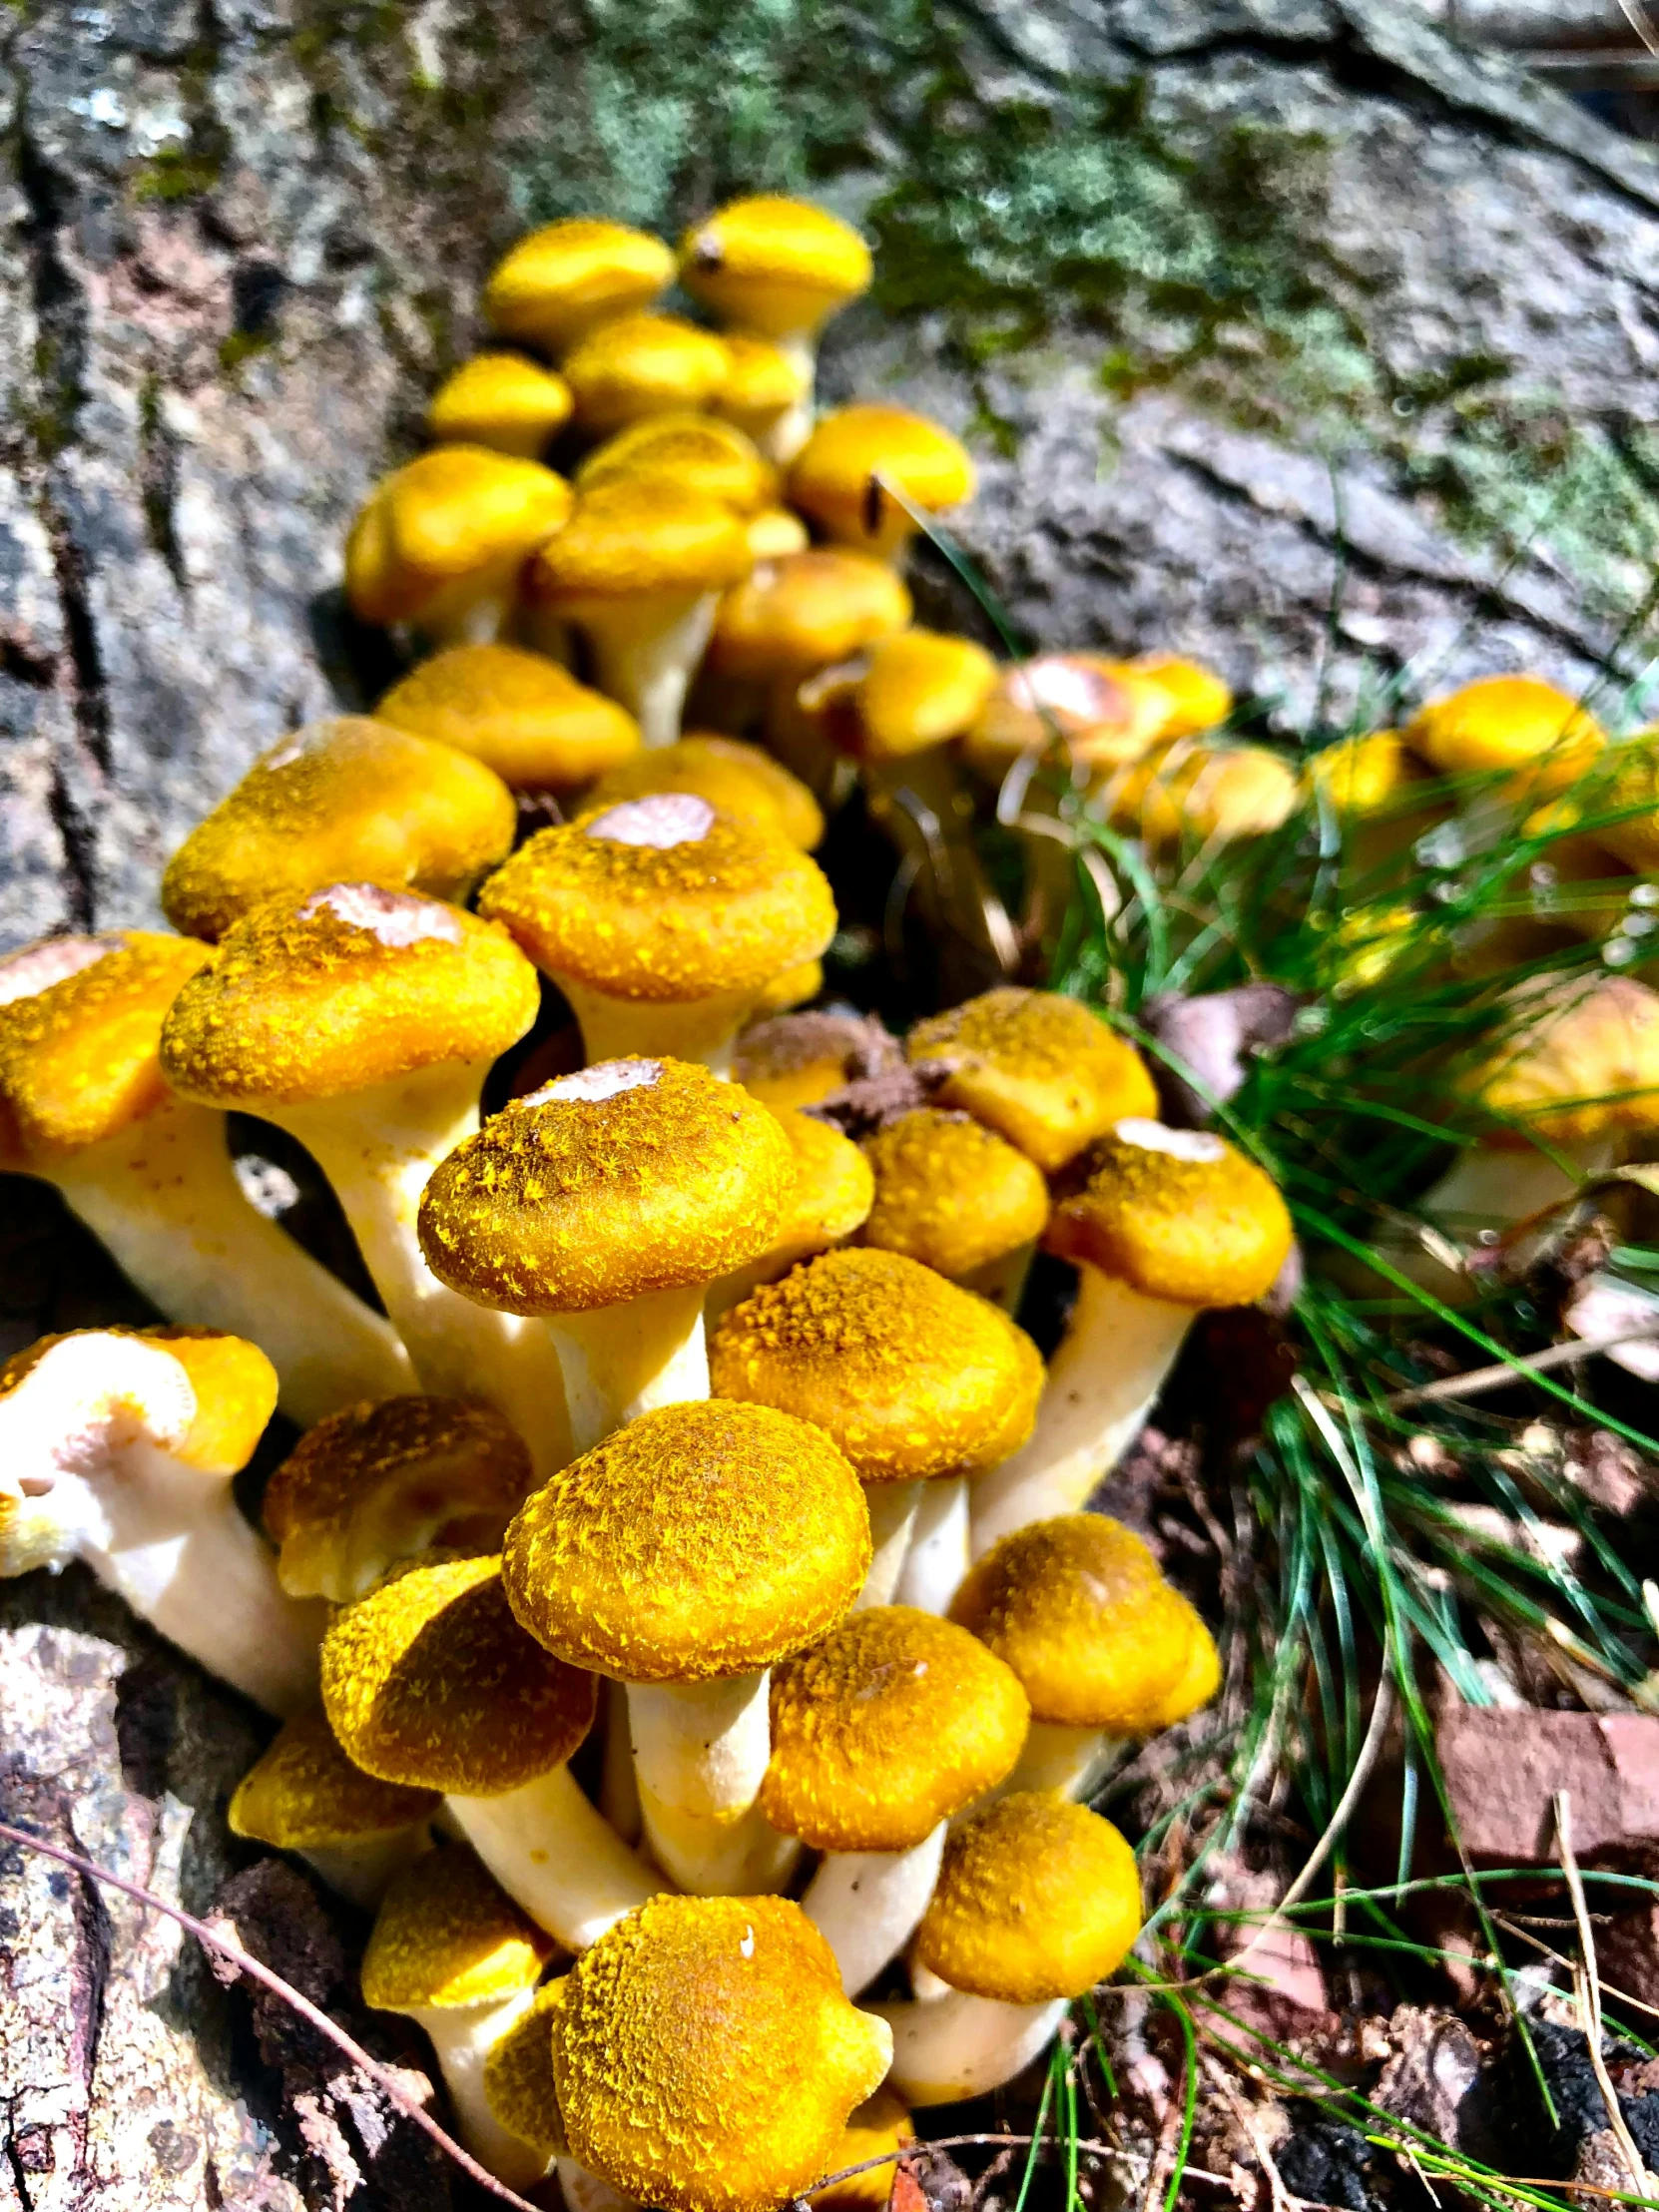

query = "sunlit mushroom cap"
426;352;574;457
1140;1593;1222;1733
1307;731;1425;821
811;2090;914;2212
161;718;518;943
503;1399;869;1682
766;1108;874;1266
160;884;538;1109
788;405;975;557
1046;1120;1294;1309
361;1845;553;2011
483;219;677;355
526;478;754;614
747;507;812;561
552;1894;892;2212
1109;740;1301;846
1404;675;1604;789
263;1394;537;1604
761;1606;1029;1852
483;1975;570;2160
478;797;834;1004
715;332;811;443
418;1058;795;1315
733;1008;899;1113
846;631;998;763
962;655;1173;781
753;958;824;1016
859;1109;1048;1280
229;1711;440;1849
1129;654;1233;741
0;932;210;1165
710;551;911;684
913;1794;1142;2003
1463;973;1659;1146
320;1551;597;1794
141;1326;281;1471
949;1514;1207;1734
576;412;778;516
374;643;642;790
561;313;732;434
344;446;573;629
586;735;824;849
906;987;1159;1173
680;198;872;337
709;1247;1043;1483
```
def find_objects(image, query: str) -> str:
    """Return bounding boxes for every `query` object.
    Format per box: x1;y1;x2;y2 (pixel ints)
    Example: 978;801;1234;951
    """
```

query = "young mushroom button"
859;1108;1049;1313
228;1709;439;1909
560;313;733;437
482;220;677;357
374;643;642;793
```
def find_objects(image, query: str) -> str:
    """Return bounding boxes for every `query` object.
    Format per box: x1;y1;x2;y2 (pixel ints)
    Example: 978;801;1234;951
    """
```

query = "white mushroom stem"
297;1825;433;1912
404;1990;549;2192
557;2157;641;2212
418;554;531;651
802;1822;947;1997
872;1988;1070;2107
41;1096;415;1426
627;1672;800;1895
855;1482;920;1609
274;1061;573;1480
578;590;721;751
598;1680;643;1846
557;978;759;1075
549;1283;711;1455
969;1269;1194;1558
993;1722;1122;1806
748;328;816;465
954;1241;1037;1316
1420;1136;1614;1242
444;1763;668;1951
891;1478;970;1615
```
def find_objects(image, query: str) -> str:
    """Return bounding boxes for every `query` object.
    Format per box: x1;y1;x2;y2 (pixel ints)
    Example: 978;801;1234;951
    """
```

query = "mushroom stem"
854;1482;920;1609
407;1991;550;2191
444;1763;668;1951
802;1822;947;1996
872;1988;1069;2106
557;2156;640;2212
628;1672;786;1895
44;1097;415;1425
416;555;528;652
580;591;720;751
297;1827;433;1912
599;1681;644;1846
994;1722;1122;1806
556;979;759;1075
954;1241;1036;1315
969;1271;1192;1557
751;329;816;465
1421;1136;1612;1242
891;1479;969;1615
549;1283;711;1454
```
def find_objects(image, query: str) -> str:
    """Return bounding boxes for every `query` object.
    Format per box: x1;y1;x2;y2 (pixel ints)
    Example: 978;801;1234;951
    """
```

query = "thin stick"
0;1817;543;2212
1386;1323;1659;1407
1554;1792;1651;2191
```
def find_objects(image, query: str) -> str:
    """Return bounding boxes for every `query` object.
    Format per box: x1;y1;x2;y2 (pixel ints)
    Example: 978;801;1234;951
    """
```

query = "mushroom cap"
344;447;574;628
963;655;1173;781
418;1058;795;1315
552;1894;892;2212
526;478;754;612
229;1710;440;1849
1595;735;1659;874
1307;730;1424;822
160;884;539;1108
1464;973;1659;1145
263;1393;537;1604
760;1605;1030;1851
576;412;778;517
788;405;975;551
319;1552;597;1794
0;932;210;1164
811;2090;915;2212
1110;740;1301;846
501;1399;869;1683
483;219;676;354
477;797;834;1005
483;1974;570;2160
144;1326;281;1471
859;1109;1048;1280
374;643;641;790
709;1247;1044;1484
585;735;824;850
561;313;732;433
1047;1121;1294;1310
746;507;812;561
714;332;810;440
680;197;872;337
913;1794;1142;2003
753;957;824;1017
767;1108;874;1265
426;351;574;456
1140;1593;1222;1733
849;631;999;763
733;1009;899;1113
709;550;911;680
1405;675;1604;788
1129;654;1233;741
948;1514;1205;1733
361;1845;553;2012
160;718;518;943
906;988;1159;1174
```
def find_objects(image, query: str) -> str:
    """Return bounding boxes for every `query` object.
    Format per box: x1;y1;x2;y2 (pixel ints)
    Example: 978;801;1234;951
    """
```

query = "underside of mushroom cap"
230;1710;440;1849
418;1058;795;1314
159;884;539;1108
708;1247;1044;1483
860;1109;1048;1279
483;220;676;353
707;550;911;681
0;1324;276;1474
913;1794;1142;2003
361;1843;553;2011
1405;674;1605;781
761;1605;1029;1851
680;197;873;336
374;643;642;790
344;446;574;627
552;1894;892;2212
526;477;753;610
320;1552;597;1794
1461;973;1659;1147
586;735;824;850
576;413;778;516
483;1974;570;2159
787;405;975;547
160;718;518;942
501;1398;869;1682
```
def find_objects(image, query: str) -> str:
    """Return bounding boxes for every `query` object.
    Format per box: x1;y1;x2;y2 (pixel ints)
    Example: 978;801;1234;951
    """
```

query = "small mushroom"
859;1108;1049;1312
962;654;1177;788
713;332;812;463
788;404;975;566
732;1008;905;1114
705;1107;873;1325
710;549;912;686
586;734;825;850
374;642;641;792
810;2089;915;2212
575;410;778;517
1404;673;1605;801
482;220;677;357
228;1710;439;1907
426;351;574;458
1105;737;1302;848
561;313;732;435
1307;728;1444;890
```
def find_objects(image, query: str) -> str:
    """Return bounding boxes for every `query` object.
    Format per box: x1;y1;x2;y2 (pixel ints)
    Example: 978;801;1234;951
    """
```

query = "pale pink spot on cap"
0;937;118;1006
1114;1117;1227;1164
523;1060;663;1107
298;882;464;948
585;794;716;849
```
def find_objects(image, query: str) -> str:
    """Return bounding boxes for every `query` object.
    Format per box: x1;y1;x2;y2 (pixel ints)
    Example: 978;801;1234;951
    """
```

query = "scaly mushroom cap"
913;1795;1142;2003
1109;740;1301;846
426;352;574;456
847;631;999;763
374;643;641;791
1463;974;1659;1146
761;1606;1030;1851
788;405;975;555
526;479;754;616
1129;655;1233;740
1594;735;1659;874
561;314;732;434
680;197;872;338
576;413;778;517
768;1108;874;1263
859;1109;1048;1280
0;932;210;1165
478;796;834;1004
418;1058;795;1314
709;1248;1043;1484
812;2090;915;2212
320;1552;597;1794
1047;1121;1294;1310
906;988;1159;1174
344;447;574;628
160;884;538;1109
361;1845;553;2011
714;332;810;443
483;1974;570;2160
229;1711;440;1849
733;1009;899;1113
502;1399;869;1682
948;1514;1206;1733
708;551;911;683
963;655;1173;780
161;718;517;942
263;1394;537;1603
586;735;824;849
483;219;676;354
1405;676;1604;788
1307;731;1425;821
552;1894;892;2212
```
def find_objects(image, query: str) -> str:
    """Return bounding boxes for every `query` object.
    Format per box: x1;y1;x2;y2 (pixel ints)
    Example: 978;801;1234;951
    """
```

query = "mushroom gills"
549;1281;711;1454
873;1988;1070;2106
444;1762;667;1950
802;1821;947;1996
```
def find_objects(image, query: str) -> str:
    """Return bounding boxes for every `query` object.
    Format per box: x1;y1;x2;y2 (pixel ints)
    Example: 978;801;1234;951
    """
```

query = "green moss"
133;147;224;203
218;329;274;375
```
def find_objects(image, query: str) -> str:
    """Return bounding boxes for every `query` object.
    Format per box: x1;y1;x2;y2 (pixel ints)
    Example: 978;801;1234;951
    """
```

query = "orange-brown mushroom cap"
483;220;677;355
343;447;573;629
526;478;754;616
859;1110;1048;1280
1404;675;1604;787
788;405;975;557
561;313;732;434
426;351;574;457
483;1974;571;2159
1462;973;1659;1147
679;198;873;338
575;412;778;517
374;644;642;790
361;1844;554;2010
229;1710;440;1849
708;550;911;681
585;735;824;850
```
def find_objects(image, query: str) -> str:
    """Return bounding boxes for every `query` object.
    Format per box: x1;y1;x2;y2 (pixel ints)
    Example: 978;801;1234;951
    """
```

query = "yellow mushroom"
483;220;676;356
344;446;572;644
229;1709;439;1908
427;351;574;458
374;642;641;791
788;404;974;565
859;1106;1049;1311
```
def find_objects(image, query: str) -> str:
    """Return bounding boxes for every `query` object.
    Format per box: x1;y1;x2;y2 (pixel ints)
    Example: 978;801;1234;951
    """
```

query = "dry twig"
1554;1791;1653;2192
